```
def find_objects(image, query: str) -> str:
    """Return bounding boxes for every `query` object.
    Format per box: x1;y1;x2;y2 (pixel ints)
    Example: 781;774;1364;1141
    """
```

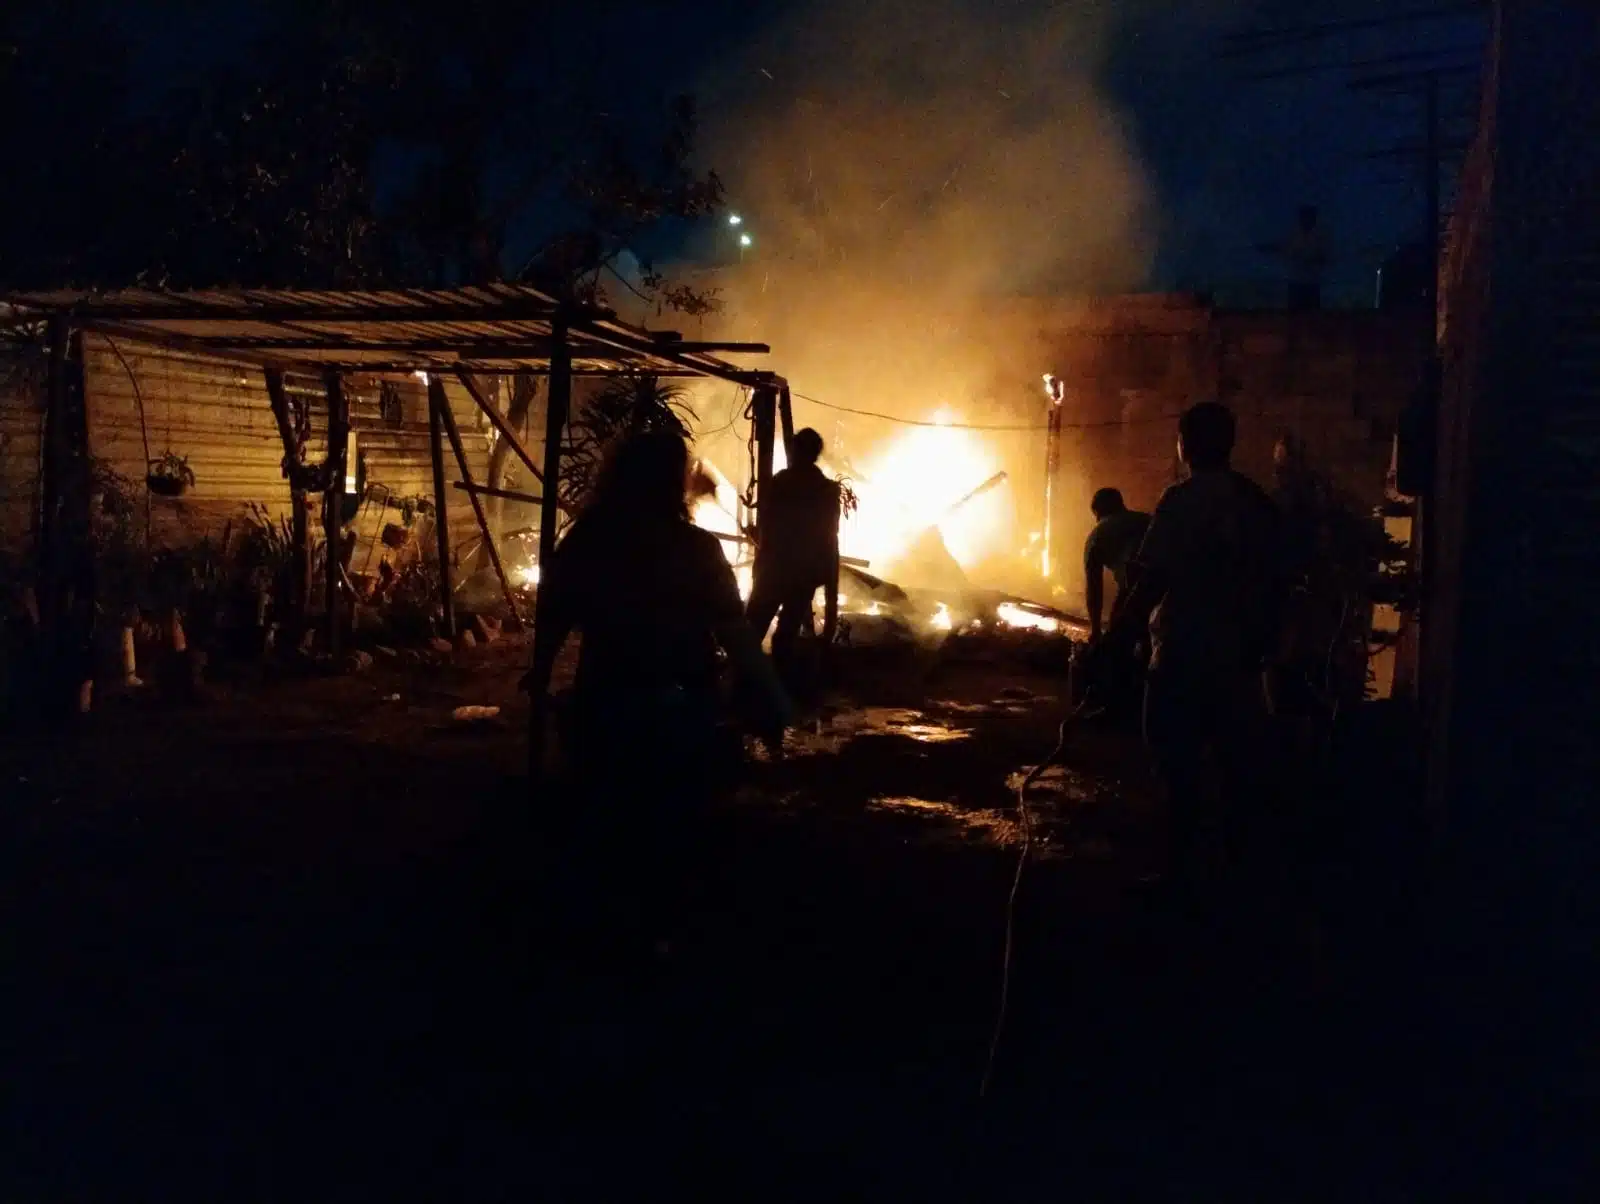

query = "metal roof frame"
0;283;783;387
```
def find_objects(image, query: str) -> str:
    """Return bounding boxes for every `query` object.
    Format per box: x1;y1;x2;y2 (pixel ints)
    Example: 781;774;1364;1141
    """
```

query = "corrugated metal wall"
1;336;500;581
0;351;45;562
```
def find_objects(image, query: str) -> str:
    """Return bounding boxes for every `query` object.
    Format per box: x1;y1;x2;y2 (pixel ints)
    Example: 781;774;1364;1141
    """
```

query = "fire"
928;602;953;632
839;408;1010;572
995;602;1059;634
518;564;541;587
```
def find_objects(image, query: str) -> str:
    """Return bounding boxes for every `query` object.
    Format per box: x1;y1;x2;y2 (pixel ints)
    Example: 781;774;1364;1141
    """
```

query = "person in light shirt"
1083;486;1151;642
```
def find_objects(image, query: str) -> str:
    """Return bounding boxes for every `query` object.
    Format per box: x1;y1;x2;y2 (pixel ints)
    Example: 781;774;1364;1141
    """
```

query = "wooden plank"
452;482;543;506
453;370;547;488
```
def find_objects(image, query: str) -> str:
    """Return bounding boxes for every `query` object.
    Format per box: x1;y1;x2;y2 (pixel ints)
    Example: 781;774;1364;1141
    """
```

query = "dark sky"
115;0;1489;303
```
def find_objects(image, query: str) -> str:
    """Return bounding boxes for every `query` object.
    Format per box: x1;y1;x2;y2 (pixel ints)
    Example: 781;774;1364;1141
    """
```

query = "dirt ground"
2;637;1577;1199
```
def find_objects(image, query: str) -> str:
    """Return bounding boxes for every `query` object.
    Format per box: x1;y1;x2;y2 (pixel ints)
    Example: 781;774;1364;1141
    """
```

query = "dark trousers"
561;687;726;955
746;578;819;699
1144;664;1273;884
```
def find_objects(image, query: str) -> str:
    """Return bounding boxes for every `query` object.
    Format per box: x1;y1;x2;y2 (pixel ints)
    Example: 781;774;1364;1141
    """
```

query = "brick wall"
992;295;1429;604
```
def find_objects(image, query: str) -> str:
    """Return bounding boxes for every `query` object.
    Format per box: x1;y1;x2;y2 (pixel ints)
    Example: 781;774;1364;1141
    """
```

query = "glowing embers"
995;602;1059;634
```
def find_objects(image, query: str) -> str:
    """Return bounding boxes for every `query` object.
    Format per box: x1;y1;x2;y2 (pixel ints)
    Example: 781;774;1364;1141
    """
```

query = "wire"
980;696;1101;1099
791;391;1193;433
103;335;154;543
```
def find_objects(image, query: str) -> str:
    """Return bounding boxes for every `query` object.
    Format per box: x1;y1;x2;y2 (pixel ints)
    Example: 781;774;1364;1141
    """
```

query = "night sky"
79;0;1490;302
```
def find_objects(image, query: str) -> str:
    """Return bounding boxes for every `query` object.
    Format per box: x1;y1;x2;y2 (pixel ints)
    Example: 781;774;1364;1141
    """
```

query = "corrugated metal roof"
0;284;781;385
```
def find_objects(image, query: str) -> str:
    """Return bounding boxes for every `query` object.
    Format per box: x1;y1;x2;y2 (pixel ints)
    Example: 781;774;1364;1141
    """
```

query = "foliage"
838;480;860;520
396;495;435;529
240;503;301;603
88;459;147;620
558;373;696;517
0;3;724;309
147;452;196;488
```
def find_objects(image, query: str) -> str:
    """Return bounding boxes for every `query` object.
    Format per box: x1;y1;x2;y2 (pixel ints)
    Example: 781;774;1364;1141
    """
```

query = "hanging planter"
147;452;196;498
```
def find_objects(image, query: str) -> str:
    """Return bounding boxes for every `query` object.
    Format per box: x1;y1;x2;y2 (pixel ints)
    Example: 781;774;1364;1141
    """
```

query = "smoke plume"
699;0;1154;406
687;0;1159;591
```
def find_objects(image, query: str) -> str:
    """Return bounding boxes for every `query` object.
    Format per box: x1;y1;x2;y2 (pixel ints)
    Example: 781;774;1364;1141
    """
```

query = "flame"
518;564;540;587
839;408;1009;571
928;602;953;632
996;602;1059;633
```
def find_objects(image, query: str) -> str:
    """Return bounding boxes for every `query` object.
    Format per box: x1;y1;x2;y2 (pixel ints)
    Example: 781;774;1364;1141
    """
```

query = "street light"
727;213;743;226
738;232;753;248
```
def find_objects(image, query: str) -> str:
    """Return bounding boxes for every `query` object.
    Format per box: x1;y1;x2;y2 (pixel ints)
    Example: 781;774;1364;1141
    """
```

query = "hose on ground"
979;694;1102;1099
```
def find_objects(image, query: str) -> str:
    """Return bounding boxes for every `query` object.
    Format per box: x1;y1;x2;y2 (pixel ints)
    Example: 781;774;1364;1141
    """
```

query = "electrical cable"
103;335;154;542
790;391;1286;435
979;694;1102;1099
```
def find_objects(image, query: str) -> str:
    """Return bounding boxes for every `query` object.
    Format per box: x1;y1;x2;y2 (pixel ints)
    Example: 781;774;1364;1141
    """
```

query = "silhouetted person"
526;428;790;950
1111;402;1285;889
747;427;841;700
1260;204;1329;311
1084;486;1150;641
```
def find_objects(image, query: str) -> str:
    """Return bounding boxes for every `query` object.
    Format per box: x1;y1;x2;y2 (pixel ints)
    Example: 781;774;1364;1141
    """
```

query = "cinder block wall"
998;295;1428;605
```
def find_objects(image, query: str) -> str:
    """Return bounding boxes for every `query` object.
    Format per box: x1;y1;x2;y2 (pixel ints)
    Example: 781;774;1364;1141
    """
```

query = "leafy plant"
558;373;696;518
397;494;434;528
147;451;196;493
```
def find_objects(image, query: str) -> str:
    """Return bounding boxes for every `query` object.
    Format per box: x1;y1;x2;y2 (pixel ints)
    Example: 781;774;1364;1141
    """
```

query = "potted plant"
147;452;196;497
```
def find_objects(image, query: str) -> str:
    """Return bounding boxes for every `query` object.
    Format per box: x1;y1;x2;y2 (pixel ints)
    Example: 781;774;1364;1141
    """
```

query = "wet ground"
2;639;1582;1199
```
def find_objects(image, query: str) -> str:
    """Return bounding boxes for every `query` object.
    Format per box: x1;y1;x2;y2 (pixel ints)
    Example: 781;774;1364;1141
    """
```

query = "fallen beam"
704;527;869;569
453;481;543;506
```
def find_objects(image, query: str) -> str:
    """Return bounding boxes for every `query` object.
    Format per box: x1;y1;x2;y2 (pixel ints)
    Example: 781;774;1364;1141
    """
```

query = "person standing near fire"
525;428;792;955
1108;401;1286;891
747;427;841;701
1084;486;1151;642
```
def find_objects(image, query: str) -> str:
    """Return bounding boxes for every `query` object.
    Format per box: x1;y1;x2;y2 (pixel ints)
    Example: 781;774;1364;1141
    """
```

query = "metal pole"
39;317;68;623
1041;376;1066;582
530;323;572;682
322;371;350;657
752;385;777;510
428;375;456;639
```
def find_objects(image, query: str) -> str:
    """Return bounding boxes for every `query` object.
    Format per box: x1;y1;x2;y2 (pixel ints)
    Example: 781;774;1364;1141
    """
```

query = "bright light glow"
996;602;1060;634
1043;373;1065;405
413;370;430;384
929;602;953;632
734;564;753;601
864;601;883;617
728;213;743;226
517;564;540;587
838;407;1010;573
738;232;753;247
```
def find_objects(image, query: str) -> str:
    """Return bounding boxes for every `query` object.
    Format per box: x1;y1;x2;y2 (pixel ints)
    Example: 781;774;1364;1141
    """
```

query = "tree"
0;0;725;311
